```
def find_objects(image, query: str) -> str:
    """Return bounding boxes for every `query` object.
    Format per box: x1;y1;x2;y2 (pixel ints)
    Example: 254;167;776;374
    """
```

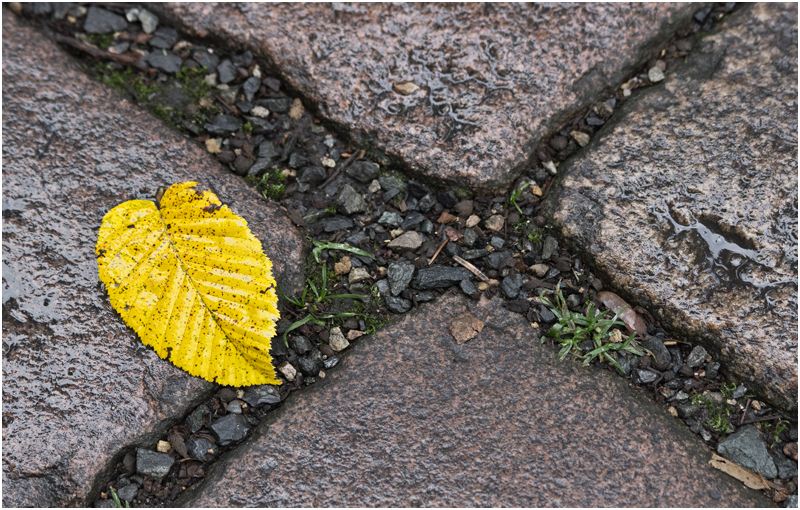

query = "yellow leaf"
96;181;280;386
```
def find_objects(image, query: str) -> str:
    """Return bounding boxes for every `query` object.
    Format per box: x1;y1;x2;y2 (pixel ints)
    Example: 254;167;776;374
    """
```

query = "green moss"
243;122;253;135
93;63;131;95
151;103;181;128
176;66;212;102
93;63;157;102
452;186;473;200
88;33;114;50
690;393;732;433
248;169;287;199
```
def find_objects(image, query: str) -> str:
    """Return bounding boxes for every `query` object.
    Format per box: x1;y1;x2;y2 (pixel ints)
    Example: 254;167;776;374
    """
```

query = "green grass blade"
282;314;315;347
277;283;304;307
311;239;375;263
322;293;369;300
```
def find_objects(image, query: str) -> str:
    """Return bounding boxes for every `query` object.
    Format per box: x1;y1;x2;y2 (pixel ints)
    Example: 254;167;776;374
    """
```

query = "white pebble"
250;106;270;118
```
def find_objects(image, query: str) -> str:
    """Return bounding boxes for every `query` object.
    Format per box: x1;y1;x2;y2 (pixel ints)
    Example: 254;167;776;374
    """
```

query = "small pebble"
648;66;665;83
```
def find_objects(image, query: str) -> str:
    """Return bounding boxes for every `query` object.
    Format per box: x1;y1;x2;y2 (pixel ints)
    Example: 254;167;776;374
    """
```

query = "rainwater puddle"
652;201;796;307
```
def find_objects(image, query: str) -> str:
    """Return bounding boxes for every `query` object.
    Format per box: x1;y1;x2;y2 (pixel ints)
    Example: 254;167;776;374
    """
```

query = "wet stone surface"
177;293;768;507
546;3;798;413
155;3;700;192
1;11;304;507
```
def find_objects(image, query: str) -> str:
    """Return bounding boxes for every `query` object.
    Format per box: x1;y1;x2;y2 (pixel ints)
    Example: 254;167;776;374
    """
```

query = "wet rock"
323;216;354;232
299;349;324;376
347;161;380;183
436;191;459;209
668;347;683;374
158;4;698;192
647;66;666;83
419;194;436;213
191;48;220;71
675;404;699;419
487;236;504;250
137;8;159;34
500;274;523;299
246;158;271;177
348;267;370;283
136;449;174;481
402;180;425;199
209;414;250;446
241;385;282;407
634;369;659;385
388;262;415;296
387;231;423;251
328;327;350;352
462;228;478;247
454;200;474;217
242;76;261;102
185;406;209;433
206;114;242;134
538;305;556;323
217;388;237;403
642;337;671;371
226;399;243;414
336;184;367;215
84;6;127;34
545;3;798;413
217;59;237;84
175;293;767;507
288;153;308;169
378;211;402;228
233;155;255;176
289;335;313;355
401;212;425;230
541;236;558;261
686;346;707;369
484;215;504;232
1;13;304;507
148;50;183;74
460;279;479;298
116;484;138;502
385;295;412;314
149;27;179;49
731;385;748;400
775;455;798;479
185;437;217;463
413;267;472;290
298;165;326;184
705;362;720;379
717;425;777;479
487;251;512;270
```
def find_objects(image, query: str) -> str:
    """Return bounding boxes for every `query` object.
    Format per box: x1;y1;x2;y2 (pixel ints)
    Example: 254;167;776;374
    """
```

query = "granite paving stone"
545;3;798;413
1;10;304;507
177;293;768;507
155;3;701;192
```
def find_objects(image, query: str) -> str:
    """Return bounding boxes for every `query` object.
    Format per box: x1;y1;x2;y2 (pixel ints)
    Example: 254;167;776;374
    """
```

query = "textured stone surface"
155;3;700;192
546;3;798;412
178;293;767;507
2;11;304;507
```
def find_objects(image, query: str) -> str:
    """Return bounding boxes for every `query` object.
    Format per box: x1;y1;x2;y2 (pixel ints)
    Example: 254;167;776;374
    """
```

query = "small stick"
320;149;362;188
428;238;448;265
740;415;777;425
52;33;149;72
452;255;490;283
